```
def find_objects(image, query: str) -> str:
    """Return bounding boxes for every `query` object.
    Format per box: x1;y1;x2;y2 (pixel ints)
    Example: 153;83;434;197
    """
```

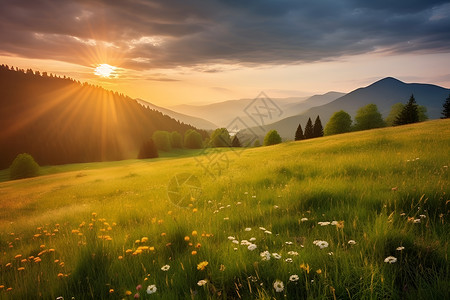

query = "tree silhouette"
313;116;324;138
231;135;242;147
394;94;419;126
295;124;304;141
442;94;450;119
304;118;314;139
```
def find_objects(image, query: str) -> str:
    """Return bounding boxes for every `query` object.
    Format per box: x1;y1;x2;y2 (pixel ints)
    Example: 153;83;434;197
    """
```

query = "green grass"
0;119;448;299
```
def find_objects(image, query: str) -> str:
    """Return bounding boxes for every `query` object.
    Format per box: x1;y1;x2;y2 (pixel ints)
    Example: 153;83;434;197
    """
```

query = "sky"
1;0;450;106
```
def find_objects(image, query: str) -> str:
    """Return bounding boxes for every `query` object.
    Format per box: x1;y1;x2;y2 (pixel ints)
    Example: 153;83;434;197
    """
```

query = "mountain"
251;77;450;139
136;99;218;130
170;93;342;128
0;65;207;169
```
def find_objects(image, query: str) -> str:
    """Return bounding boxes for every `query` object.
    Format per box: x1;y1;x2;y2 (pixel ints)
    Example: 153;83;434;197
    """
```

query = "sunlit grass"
0;119;448;299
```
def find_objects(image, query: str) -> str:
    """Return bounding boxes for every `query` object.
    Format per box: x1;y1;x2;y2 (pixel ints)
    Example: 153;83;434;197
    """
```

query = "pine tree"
304;118;314;139
231;135;241;147
295;124;304;141
313;116;324;138
442;94;450;119
394;94;419;126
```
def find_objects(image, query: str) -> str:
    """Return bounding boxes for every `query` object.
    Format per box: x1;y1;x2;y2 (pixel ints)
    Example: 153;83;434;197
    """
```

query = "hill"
170;92;341;128
136;99;218;130
0;119;448;299
0;65;207;169
256;77;450;139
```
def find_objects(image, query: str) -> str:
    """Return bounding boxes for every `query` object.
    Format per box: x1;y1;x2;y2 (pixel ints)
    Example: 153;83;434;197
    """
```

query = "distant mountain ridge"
136;99;218;130
171;92;343;128
254;77;450;139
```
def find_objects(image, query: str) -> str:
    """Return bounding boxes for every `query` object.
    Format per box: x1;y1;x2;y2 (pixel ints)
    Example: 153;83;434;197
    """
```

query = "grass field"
0;119;449;299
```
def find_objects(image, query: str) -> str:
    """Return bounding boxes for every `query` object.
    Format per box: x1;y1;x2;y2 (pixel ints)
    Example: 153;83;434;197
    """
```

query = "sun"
94;64;117;78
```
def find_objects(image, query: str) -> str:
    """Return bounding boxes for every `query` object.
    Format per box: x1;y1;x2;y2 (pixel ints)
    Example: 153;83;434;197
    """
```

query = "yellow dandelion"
197;261;209;271
192;208;198;213
21;259;27;263
191;250;197;256
161;232;166;237
126;249;133;254
125;290;132;296
192;230;198;236
57;273;64;278
109;288;114;293
149;246;155;251
184;236;190;241
17;267;25;271
118;256;123;260
141;237;149;243
196;243;202;248
316;269;322;274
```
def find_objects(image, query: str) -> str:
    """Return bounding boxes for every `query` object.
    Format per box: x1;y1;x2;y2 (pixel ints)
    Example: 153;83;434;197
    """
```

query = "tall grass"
0;119;448;299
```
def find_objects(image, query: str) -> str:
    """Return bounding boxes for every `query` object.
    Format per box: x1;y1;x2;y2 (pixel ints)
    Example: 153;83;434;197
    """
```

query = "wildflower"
272;253;282;259
17;267;25;271
419;214;426;219
197;261;208;270
125;291;132;296
118;256;123;260
273;280;284;292
328;252;334;256
228;236;236;240
245;227;252;231
161;265;170;271
184;236;190;241
248;244;257;251
197;279;208;286
300;263;310;273
348;240;356;245
223;217;229;220
396;246;405;251
285;258;293;263
192;208;198;213
241;240;251;246
141;237;148;243
232;240;239;244
136;285;142;291
384;256;397;264
57;273;64;278
264;230;272;235
316;269;322;274
313;240;329;249
146;284;157;294
285;241;293;245
134;293;139;298
413;219;421;223
301;217;308;222
331;221;338;225
191;250;197;255
192;231;198;236
289;274;299;282
318;221;330;226
249;237;256;242
260;251;271;261
274;205;279;209
287;251;298;256
14;254;22;259
109;289;114;293
259;227;266;231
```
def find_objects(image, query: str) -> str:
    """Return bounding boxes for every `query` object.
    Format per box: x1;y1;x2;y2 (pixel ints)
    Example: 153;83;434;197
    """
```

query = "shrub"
9;153;40;180
152;131;172;151
263;130;282;146
184;130;203;149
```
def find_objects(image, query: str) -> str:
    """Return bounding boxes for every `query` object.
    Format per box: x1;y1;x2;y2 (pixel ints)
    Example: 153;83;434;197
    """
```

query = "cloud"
0;0;449;71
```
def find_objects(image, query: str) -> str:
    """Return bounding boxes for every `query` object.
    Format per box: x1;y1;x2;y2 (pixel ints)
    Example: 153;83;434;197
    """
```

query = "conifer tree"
295;124;304;141
304;118;314;139
394;94;419;125
442;94;450;119
313;115;324;138
231;135;242;147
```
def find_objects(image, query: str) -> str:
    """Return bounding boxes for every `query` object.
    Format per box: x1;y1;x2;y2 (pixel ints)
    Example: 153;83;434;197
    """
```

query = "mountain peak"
371;77;404;86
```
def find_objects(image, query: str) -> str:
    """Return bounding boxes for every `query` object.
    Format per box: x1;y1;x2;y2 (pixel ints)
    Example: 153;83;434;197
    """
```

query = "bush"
324;110;352;136
184;130;203;149
171;131;183;148
263;130;282;146
152;131;172;151
138;139;159;159
210;128;231;147
9;153;40;180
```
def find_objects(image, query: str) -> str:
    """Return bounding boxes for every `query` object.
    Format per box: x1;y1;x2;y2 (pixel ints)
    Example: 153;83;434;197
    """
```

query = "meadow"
0;119;448;299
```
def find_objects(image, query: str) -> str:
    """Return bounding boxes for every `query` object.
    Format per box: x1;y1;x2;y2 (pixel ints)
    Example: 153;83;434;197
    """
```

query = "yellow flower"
197;261;209;271
109;288;114;293
141;237;148;243
125;290;132;296
192;208;198;213
17;267;25;271
300;263;310;274
191;251;197;256
14;254;22;259
118;256;123;260
316;269;322;274
184;236;190;241
192;230;198;236
196;243;202;248
57;273;64;278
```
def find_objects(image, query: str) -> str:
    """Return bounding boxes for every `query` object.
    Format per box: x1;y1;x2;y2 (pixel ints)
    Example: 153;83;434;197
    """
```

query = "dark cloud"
0;0;449;70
